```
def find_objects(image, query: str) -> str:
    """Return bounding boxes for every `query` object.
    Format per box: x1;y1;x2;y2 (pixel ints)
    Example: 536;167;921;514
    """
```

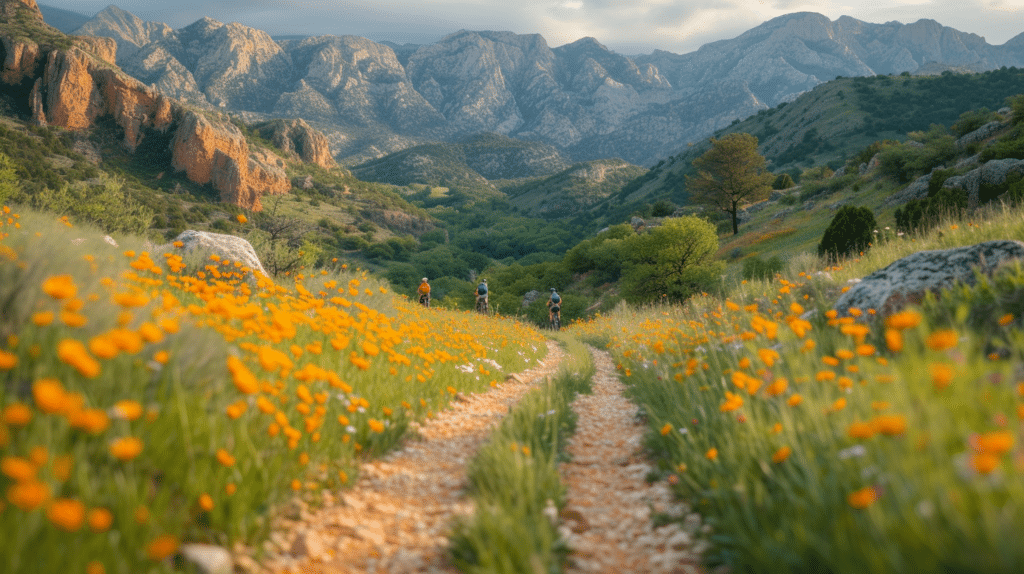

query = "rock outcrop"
256;119;336;169
171;111;290;211
165;230;268;278
2;0;301;211
941;158;1024;208
833;240;1024;316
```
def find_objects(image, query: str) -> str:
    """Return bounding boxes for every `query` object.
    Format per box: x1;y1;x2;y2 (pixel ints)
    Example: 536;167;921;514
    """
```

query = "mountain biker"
475;279;488;312
547;287;561;327
417;277;431;307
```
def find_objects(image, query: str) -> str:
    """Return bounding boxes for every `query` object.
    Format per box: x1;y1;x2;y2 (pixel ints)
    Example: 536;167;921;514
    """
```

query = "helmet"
421;277;428;282
550;287;556;291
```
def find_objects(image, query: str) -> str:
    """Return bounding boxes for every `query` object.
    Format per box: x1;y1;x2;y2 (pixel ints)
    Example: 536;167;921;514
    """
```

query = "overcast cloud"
50;0;1024;54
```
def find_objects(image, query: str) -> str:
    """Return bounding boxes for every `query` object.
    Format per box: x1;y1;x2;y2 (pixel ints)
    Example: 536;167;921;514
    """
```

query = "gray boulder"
942;159;1024;208
882;173;931;207
522;289;542;308
164;230;268;278
955;120;1004;149
833;240;1024;316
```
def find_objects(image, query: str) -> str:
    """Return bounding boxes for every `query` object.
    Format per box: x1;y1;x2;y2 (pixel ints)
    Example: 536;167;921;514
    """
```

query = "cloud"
52;0;1024;53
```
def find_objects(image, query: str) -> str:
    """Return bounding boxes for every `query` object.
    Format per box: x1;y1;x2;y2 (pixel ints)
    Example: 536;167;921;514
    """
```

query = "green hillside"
499;159;647;218
609;67;1024;215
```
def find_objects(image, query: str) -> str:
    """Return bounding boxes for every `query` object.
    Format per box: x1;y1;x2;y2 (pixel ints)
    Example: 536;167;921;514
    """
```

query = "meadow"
569;203;1024;573
0;205;548;574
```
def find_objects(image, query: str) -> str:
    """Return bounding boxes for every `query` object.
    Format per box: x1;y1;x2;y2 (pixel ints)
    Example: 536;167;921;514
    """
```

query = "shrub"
951;107;995;138
741;255;784;281
817;205;876;261
894;187;967;233
772;173;795;190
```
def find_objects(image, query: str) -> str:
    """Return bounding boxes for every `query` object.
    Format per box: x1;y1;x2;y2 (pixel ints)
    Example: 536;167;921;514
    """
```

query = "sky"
49;1;1024;55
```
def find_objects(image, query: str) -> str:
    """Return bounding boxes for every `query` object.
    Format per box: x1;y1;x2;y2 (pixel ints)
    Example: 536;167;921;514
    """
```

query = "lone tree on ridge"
686;133;773;235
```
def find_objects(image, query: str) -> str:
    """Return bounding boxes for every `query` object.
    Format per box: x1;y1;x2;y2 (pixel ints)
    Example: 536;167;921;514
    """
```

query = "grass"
0;204;548;574
449;332;594;574
568;199;1024;573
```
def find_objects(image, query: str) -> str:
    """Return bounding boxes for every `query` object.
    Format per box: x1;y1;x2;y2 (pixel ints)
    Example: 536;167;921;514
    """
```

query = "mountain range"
54;5;1024;168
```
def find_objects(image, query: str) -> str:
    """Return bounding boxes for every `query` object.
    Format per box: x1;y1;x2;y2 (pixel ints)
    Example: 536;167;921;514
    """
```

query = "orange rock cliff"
0;0;335;211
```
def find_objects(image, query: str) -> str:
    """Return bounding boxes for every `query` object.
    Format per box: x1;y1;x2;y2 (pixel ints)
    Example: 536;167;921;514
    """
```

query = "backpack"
550;292;560;304
477;283;487;295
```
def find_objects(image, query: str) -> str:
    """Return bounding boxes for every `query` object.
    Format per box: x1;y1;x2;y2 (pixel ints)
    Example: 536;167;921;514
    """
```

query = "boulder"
882;173;931;207
179;544;232;574
941;159;1024;208
833;240;1024;316
522;290;541;308
164;230;268;278
955;120;1004;149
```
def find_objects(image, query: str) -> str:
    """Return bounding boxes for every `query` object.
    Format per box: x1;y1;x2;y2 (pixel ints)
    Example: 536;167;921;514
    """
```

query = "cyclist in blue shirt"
547;288;561;326
475;279;488;312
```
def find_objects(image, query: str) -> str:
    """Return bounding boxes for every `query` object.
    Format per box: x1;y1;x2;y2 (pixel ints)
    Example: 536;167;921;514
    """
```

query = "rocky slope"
66;6;1024;167
0;0;338;211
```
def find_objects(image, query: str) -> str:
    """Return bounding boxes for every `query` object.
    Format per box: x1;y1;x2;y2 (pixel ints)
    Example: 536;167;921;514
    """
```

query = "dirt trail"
559;347;708;574
256;340;565;574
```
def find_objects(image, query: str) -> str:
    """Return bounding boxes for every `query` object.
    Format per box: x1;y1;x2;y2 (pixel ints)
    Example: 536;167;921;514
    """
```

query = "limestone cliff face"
256;118;335;169
171;110;290;211
1;0;296;211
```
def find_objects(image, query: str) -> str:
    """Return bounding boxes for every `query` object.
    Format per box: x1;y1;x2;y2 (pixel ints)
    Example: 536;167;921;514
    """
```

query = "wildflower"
926;330;958;351
42;275;77;300
32;379;68;414
46;498;85;531
236;214;248;224
112;399;144;421
873;414;907;436
226;483;237;496
758;347;779;367
57;339;101;378
87;507;113;532
884;329;903;353
368;419;385;433
847;486;878;509
3;403;31;426
931;363;954;390
227;356;259;394
199;494;214;511
822;356;840;367
660;423;673;435
766;378;788;396
856;344;876;356
828;397;847;412
216;449;236;467
146;535;179;561
886;310;922;330
771;446;792;464
705;448;718;461
720;391;744;412
1;456;36;482
847;421;876;439
971;430;1014;455
971;453;1000;474
69;408;109;434
109;437;144;461
32;311;54;326
816;370;836;382
7;480;49;510
0;350;17;369
787;394;803;407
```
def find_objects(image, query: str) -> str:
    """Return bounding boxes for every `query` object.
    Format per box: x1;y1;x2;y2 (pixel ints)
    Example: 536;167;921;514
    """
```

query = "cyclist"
475;279;489;313
547;287;561;329
417;277;431;307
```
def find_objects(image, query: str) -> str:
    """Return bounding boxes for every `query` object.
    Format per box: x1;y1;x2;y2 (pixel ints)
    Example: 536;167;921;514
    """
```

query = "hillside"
37;3;89;33
610;67;1024;213
499;159;647;219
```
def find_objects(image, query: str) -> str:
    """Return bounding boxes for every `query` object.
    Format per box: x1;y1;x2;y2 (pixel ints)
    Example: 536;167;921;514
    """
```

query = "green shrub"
894;187;967;233
951;107;996;138
817;205;876;261
741;255;784;281
772;173;795;190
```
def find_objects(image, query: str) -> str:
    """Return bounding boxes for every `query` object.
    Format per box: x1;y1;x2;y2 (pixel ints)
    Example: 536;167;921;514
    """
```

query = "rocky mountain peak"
1;0;40;18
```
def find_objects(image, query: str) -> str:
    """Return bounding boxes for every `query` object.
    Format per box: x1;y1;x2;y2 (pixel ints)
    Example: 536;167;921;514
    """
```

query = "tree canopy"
686;133;774;235
619;216;724;304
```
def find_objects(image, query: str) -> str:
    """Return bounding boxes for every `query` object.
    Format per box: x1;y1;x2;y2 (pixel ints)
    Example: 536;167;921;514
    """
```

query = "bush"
741;255;784;281
894;187;967;233
772;173;795;190
817;205;876;261
951;108;996;138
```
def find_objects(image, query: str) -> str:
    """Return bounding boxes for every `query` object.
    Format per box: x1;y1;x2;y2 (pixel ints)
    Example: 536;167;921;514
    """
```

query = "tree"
687;133;773;235
619;216;725;304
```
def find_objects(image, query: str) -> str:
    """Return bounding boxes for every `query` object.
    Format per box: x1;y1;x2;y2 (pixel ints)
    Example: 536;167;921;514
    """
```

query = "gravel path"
256;340;564;574
559;347;708;574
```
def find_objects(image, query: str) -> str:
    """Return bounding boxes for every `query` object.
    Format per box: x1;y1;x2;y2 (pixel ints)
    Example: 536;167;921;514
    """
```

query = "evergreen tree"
687;133;773;235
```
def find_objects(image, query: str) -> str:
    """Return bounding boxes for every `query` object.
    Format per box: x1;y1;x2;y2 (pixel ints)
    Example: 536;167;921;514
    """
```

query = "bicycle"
548;305;560;330
419;293;430;308
476;296;489;315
